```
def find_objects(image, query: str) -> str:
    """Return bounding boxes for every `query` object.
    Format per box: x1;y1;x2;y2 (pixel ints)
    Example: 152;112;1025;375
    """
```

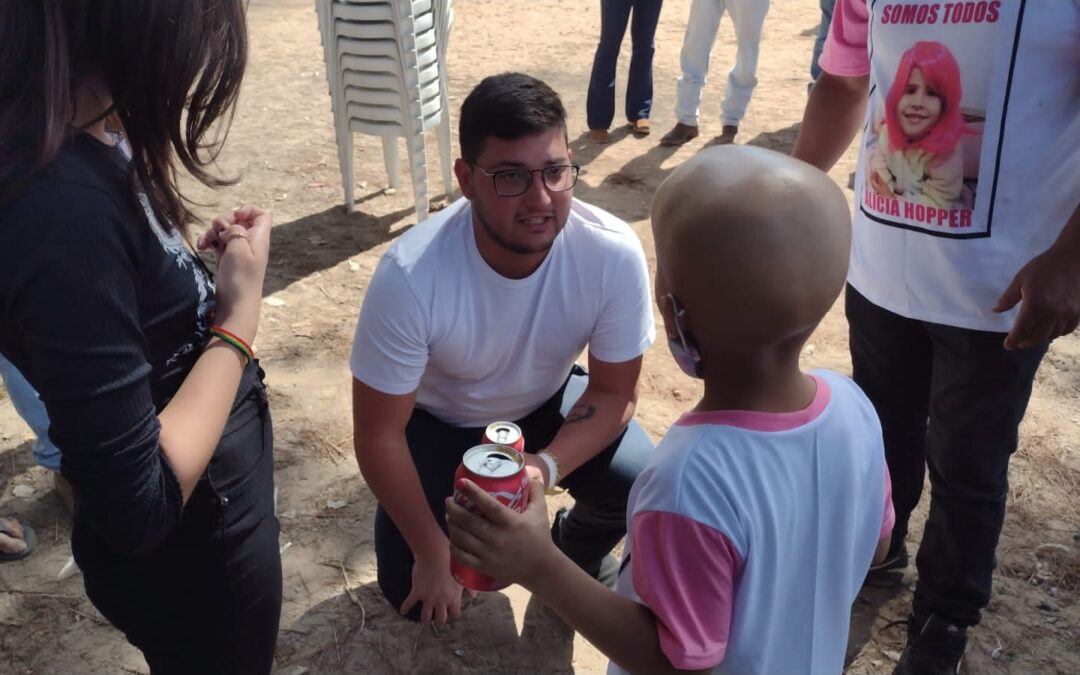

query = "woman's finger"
219;224;251;249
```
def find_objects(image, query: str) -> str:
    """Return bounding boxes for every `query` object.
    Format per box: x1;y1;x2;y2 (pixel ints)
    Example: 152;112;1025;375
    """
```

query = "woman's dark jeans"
586;0;665;129
73;362;282;674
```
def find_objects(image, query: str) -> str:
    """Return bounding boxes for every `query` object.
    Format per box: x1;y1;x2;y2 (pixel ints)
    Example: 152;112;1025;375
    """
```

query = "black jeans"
846;285;1046;627
374;365;654;620
72;363;282;674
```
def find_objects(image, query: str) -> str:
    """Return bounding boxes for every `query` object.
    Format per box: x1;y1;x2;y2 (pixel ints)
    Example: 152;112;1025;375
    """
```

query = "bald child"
446;146;894;674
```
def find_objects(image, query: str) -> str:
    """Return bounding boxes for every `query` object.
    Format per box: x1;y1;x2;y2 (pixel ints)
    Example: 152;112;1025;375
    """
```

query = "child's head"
884;41;965;157
651;146;850;380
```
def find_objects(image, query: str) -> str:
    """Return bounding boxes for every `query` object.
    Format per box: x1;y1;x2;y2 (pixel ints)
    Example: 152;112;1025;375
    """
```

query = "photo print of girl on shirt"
858;1;1023;238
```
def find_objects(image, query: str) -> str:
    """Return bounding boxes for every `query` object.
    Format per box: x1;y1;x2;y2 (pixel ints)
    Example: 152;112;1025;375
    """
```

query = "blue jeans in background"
0;353;60;472
586;0;665;130
810;0;836;82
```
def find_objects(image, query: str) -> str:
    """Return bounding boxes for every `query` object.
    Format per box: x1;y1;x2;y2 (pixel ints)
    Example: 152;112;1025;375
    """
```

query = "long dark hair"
0;0;248;231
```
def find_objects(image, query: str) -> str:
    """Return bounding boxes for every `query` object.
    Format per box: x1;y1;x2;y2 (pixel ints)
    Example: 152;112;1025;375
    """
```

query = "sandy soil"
2;1;1079;673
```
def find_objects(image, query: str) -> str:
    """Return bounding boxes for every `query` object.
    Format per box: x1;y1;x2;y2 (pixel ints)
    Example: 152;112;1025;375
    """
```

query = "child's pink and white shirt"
609;370;893;674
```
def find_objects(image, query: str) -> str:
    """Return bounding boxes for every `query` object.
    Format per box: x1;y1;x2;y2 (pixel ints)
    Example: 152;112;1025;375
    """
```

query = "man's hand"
400;547;472;624
446;478;555;586
994;245;1080;350
522;453;550;486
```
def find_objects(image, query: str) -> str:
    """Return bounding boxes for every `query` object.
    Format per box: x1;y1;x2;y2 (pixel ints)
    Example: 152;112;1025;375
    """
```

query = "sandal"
0;517;36;562
628;119;651;137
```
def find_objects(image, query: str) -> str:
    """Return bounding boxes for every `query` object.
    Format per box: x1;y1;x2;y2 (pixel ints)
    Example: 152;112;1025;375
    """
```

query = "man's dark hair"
0;0;248;232
458;73;567;164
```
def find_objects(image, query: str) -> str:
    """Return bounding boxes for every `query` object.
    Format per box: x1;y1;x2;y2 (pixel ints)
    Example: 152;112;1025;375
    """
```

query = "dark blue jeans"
846;285;1046;627
586;0;665;129
374;365;654;620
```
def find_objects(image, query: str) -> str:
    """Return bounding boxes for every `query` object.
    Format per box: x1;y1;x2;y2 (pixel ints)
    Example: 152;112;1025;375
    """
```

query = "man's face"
456;127;574;257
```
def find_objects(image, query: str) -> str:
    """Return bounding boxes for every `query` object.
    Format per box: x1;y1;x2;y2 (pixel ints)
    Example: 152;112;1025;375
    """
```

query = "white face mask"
665;293;703;379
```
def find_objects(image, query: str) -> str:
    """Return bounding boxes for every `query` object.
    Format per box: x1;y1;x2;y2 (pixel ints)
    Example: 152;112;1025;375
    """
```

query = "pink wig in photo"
884;41;967;157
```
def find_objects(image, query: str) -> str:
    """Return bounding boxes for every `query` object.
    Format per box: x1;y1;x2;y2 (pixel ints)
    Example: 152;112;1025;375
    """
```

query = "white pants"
674;0;771;127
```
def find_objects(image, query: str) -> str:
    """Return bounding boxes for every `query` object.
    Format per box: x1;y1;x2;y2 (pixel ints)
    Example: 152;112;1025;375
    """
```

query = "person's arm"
994;200;1080;349
3;195;270;555
791;0;871;171
531;222;655;485
159;206;271;499
447;479;712;675
529;353;641;483
349;256;468;623
792;73;869;172
352;379;468;623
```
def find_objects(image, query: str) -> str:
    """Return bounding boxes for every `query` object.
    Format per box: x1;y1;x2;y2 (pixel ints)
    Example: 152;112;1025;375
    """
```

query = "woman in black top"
0;2;280;673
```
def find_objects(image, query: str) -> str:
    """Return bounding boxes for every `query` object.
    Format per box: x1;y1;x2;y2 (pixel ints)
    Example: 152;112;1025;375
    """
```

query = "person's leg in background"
662;0;724;145
624;0;665;136
587;0;635;141
0;354;71;511
897;325;1046;673
809;0;836;87
846;285;932;576
717;0;771;143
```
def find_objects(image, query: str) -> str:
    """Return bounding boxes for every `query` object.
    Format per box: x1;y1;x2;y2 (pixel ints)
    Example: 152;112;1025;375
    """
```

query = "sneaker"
627;119;651;137
865;543;908;587
893;614;967;675
659;123;700;146
588;128;610;143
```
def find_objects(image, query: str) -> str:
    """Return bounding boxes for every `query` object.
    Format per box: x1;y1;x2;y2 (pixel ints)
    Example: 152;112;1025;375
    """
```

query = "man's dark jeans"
374;365;653;621
846;285;1046;627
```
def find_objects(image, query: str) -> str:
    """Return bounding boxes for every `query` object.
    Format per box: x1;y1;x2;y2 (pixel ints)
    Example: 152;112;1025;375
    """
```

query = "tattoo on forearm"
564;403;597;425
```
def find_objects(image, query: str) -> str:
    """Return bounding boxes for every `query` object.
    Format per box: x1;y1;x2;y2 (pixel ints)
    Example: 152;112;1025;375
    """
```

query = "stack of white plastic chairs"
315;0;454;219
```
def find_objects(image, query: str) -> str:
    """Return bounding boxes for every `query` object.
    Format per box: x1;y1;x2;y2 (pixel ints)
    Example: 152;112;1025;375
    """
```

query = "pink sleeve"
881;463;896;539
630;511;742;671
819;0;871;77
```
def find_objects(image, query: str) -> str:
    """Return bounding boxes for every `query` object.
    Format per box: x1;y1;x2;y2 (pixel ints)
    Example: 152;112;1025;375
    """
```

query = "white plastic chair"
316;0;454;219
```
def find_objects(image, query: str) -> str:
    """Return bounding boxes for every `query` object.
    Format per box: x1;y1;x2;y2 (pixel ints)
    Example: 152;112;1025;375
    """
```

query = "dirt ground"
2;0;1079;673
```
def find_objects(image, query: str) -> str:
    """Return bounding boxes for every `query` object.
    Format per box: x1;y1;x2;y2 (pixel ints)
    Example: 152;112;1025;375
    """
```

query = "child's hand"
446;477;555;586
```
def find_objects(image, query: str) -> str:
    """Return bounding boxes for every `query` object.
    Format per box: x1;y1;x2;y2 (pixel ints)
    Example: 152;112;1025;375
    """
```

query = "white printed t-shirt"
350;196;655;427
821;0;1080;331
609;371;894;675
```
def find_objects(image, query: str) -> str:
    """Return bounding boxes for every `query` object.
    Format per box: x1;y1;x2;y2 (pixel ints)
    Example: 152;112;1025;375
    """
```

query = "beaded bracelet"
209;325;254;364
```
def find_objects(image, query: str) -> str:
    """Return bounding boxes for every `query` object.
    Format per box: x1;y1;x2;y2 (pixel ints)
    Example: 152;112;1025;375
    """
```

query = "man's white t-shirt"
610;371;894;674
350;197;655;427
822;0;1080;331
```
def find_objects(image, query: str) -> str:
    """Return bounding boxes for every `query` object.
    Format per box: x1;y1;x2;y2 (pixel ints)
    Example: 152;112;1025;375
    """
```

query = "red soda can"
450;444;530;591
482;421;524;452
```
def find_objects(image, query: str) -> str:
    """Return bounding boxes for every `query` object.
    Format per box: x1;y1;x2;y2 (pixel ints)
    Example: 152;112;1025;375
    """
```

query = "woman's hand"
197;205;272;344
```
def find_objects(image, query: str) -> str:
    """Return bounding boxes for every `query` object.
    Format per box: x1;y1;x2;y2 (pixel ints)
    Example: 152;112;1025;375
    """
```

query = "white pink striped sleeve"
630;511;742;671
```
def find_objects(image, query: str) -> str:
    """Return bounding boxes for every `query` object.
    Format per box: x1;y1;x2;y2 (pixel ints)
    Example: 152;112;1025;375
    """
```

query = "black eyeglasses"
473;164;581;197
